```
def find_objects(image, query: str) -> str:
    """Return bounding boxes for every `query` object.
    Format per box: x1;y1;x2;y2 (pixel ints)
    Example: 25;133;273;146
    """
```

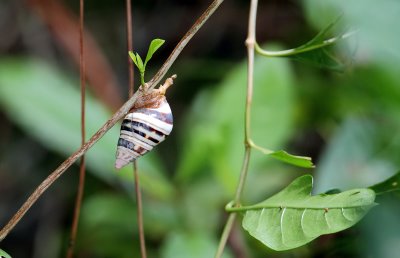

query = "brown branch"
126;0;134;96
0;0;225;242
66;0;86;257
27;0;123;111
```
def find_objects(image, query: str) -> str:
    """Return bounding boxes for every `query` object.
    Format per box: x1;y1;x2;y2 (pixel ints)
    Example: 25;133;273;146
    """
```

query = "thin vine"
214;0;258;257
125;1;147;257
66;0;86;256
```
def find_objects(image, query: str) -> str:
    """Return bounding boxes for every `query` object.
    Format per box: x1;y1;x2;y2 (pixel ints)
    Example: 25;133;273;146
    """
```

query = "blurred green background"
1;0;400;257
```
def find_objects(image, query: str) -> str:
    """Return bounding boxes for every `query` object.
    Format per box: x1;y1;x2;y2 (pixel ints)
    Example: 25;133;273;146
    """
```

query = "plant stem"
255;31;356;57
66;0;86;256
126;2;147;257
126;0;134;97
214;0;258;257
133;161;146;258
0;0;224;242
140;72;145;86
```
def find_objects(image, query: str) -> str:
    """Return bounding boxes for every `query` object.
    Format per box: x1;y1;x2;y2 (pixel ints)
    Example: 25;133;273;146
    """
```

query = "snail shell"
115;76;175;169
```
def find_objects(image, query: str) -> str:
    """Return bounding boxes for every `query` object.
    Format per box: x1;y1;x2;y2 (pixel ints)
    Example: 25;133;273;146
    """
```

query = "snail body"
115;76;175;169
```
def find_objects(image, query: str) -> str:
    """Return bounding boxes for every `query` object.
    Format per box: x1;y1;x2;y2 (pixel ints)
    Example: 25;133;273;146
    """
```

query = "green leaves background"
1;0;400;257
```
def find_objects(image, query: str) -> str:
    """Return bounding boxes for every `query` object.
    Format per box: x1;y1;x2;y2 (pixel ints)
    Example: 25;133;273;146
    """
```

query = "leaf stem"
255;31;356;57
0;0;224;242
140;72;145;86
248;139;273;154
214;0;258;257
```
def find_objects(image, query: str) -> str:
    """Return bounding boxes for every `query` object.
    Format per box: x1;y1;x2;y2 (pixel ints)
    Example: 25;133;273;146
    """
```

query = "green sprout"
129;38;165;85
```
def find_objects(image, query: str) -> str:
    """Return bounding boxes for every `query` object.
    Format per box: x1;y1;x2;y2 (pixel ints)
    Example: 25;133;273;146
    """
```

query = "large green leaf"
236;175;375;251
0;58;174;200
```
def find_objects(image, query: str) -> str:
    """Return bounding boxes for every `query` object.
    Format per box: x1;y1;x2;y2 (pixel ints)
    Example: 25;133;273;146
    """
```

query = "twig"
214;0;258;257
0;0;225;242
126;1;147;257
66;0;86;257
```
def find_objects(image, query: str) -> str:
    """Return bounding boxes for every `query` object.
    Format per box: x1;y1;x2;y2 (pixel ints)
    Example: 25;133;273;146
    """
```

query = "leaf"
293;46;345;71
261;149;314;168
0;58;174;200
0;249;11;258
239;175;376;251
304;0;400;72
144;38;165;67
135;53;145;73
269;150;314;168
128;51;144;73
290;16;347;71
128;51;139;68
369;171;400;195
255;17;351;70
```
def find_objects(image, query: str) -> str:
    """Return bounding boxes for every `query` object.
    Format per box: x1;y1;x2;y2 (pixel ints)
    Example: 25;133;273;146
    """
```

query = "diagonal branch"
0;0;225;242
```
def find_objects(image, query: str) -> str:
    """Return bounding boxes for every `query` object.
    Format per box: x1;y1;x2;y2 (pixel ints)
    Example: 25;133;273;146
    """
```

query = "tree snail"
115;75;176;169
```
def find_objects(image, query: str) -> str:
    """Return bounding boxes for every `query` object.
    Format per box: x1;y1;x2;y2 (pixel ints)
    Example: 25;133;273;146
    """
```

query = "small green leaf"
369;171;400;195
292;46;345;71
290;16;347;70
128;51;139;67
144;38;165;67
128;51;145;73
300;15;340;48
135;53;145;73
237;175;376;251
269;150;314;168
252;144;314;168
255;16;351;71
0;249;12;258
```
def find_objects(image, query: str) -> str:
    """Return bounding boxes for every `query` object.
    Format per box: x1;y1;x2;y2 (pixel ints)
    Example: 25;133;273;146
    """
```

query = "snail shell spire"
115;75;175;169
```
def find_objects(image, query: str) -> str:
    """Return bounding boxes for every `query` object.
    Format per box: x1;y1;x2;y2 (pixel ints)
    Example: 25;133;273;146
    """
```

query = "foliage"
129;38;165;85
255;16;350;71
1;1;400;257
228;175;375;250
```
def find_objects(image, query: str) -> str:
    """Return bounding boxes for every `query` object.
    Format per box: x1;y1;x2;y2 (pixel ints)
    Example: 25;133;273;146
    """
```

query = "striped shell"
115;76;175;169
